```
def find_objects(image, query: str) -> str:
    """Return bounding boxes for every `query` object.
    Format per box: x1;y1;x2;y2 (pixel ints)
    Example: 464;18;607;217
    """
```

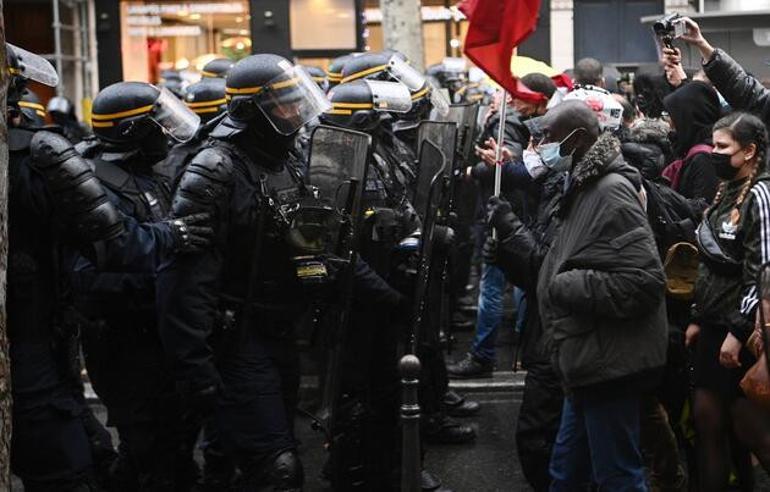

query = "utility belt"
215;294;303;340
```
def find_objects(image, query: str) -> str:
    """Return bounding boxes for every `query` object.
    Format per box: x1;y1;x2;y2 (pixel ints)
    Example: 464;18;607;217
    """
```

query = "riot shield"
417;121;457;181
410;141;447;352
436;102;480;166
300;125;371;452
290;125;371;263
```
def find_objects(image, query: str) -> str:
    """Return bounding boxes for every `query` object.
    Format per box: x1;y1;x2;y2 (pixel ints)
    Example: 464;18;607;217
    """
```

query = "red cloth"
459;0;542;103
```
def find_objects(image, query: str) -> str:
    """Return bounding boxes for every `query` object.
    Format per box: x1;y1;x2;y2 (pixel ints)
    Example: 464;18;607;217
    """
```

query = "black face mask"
707;152;740;181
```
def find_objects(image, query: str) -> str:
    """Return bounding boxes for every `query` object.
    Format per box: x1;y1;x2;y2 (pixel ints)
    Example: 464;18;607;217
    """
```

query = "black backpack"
643;178;700;300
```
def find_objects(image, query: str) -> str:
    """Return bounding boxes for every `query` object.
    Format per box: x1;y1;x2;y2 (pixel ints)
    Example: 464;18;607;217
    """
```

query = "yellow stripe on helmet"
186;97;227;108
332;102;374;110
200;70;219;78
91;120;115;128
340;64;388;84
325;109;353;115
192;107;221;114
18;101;46;112
91;104;154;121
411;87;430;101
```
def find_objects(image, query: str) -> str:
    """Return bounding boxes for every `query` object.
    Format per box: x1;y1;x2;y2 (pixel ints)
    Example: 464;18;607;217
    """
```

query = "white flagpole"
492;90;508;239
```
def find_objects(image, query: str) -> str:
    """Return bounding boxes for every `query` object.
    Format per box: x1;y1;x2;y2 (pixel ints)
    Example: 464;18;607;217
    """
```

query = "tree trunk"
380;0;425;71
0;0;11;487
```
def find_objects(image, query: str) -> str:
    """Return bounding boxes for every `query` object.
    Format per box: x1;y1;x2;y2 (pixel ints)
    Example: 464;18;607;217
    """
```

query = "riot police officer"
301;65;330;92
72;81;211;490
18;88;46;127
184;78;227;124
47;95;90;143
200;57;234;79
158;54;333;490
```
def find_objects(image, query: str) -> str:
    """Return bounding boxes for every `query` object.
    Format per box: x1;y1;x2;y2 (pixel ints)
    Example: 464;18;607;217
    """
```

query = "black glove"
483;236;499;265
433;225;455;251
167;213;214;253
486;195;517;239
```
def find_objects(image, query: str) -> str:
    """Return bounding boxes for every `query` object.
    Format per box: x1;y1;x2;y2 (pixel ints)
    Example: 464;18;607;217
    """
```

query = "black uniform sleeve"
703;49;770;123
157;147;234;394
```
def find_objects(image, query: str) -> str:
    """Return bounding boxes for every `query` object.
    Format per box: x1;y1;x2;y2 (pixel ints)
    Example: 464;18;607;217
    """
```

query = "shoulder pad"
172;146;234;217
8;128;35;152
94;160;132;192
29;130;124;242
75;137;102;159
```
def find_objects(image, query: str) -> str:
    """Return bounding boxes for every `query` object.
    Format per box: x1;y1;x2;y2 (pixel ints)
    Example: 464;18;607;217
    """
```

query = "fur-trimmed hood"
627;118;670;145
571;132;623;190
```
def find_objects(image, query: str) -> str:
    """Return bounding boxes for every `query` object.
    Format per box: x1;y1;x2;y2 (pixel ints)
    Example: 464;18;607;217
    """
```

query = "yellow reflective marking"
192;107;221;114
341;64;388;83
411;87;430;101
91;120;115;128
18;101;46;111
332;102;374;109
200;70;219;78
186;98;227;108
91;104;154;121
325;109;352;115
226;85;263;95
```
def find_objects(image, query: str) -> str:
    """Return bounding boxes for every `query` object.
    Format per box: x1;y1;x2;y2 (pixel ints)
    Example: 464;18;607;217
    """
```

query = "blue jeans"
471;264;525;362
549;390;647;492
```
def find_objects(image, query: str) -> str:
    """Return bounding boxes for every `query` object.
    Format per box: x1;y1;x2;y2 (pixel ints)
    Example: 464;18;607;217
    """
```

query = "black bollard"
400;354;422;492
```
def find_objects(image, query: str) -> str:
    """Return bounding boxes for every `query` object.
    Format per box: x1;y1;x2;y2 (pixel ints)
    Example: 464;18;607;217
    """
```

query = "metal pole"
52;0;64;96
492;90;508;239
400;354;422;492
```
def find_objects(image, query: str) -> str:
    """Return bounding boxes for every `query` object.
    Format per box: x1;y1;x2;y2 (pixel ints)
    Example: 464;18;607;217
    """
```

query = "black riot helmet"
91;81;200;145
201;57;234;79
158;70;184;98
341;50;449;117
18;89;47;127
320;79;412;133
185;78;227;123
225;54;330;136
326;53;359;89
5;43;59;108
301;65;329;92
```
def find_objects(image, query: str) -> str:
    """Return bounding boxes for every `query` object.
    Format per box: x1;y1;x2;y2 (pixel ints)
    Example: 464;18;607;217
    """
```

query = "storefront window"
120;1;251;86
290;0;358;51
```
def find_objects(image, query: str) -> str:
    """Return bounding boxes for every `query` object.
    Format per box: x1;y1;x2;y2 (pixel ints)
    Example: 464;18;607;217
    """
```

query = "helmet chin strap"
241;113;296;168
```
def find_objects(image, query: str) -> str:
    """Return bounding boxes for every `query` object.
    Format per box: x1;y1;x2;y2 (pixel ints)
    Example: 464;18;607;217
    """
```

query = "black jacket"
692;174;770;343
499;134;667;389
703;48;770;124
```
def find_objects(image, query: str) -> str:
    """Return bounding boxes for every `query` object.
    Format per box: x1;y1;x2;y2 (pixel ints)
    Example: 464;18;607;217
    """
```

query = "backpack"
643;178;700;300
661;143;713;191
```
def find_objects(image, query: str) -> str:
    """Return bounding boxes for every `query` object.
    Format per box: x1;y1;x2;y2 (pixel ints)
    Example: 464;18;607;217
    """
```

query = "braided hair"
707;112;769;220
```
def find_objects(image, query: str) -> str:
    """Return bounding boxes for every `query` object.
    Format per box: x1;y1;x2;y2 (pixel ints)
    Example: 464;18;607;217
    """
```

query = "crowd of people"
7;12;770;492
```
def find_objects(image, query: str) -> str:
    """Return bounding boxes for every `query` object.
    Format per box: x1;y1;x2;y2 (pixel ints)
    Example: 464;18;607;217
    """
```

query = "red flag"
460;0;542;103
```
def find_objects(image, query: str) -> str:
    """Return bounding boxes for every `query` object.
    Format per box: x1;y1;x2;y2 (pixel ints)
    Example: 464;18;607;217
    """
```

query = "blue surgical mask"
537;142;562;168
536;128;583;168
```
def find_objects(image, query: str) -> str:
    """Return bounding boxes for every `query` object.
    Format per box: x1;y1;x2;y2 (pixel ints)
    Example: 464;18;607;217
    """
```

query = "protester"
487;100;667;490
685;111;770;491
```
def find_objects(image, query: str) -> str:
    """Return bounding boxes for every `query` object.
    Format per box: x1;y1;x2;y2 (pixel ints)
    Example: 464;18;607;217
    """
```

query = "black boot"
446;353;493;379
443;390;481;418
423;413;476;444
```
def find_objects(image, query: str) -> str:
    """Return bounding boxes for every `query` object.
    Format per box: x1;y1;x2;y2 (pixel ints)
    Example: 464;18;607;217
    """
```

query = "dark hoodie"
663;81;721;203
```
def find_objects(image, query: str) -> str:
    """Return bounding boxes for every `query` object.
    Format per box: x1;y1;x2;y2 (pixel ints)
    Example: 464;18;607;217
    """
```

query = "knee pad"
267;451;304;491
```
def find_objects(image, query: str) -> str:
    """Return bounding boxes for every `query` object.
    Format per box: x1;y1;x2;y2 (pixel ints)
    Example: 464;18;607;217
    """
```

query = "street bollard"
400;354;422;492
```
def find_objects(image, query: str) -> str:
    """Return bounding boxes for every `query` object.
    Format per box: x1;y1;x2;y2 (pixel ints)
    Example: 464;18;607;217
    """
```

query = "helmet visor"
255;64;332;135
364;80;412;113
428;83;450;117
47;96;72;115
151;87;201;142
8;43;59;87
387;56;425;91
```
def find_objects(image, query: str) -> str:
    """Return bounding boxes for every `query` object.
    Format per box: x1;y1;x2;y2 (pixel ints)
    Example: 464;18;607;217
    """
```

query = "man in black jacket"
488;101;667;490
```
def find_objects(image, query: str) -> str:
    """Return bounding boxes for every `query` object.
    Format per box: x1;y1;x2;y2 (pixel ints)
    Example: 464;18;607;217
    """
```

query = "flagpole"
492;89;508;239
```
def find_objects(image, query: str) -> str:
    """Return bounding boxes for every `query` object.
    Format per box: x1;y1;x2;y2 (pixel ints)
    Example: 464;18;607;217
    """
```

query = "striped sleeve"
740;181;770;318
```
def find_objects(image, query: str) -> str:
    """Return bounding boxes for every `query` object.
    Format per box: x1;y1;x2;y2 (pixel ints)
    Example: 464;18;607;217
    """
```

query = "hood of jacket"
570;132;641;191
663;81;721;157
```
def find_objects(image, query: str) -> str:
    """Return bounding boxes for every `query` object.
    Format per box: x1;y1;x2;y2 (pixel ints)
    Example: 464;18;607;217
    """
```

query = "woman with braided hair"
685;112;770;491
